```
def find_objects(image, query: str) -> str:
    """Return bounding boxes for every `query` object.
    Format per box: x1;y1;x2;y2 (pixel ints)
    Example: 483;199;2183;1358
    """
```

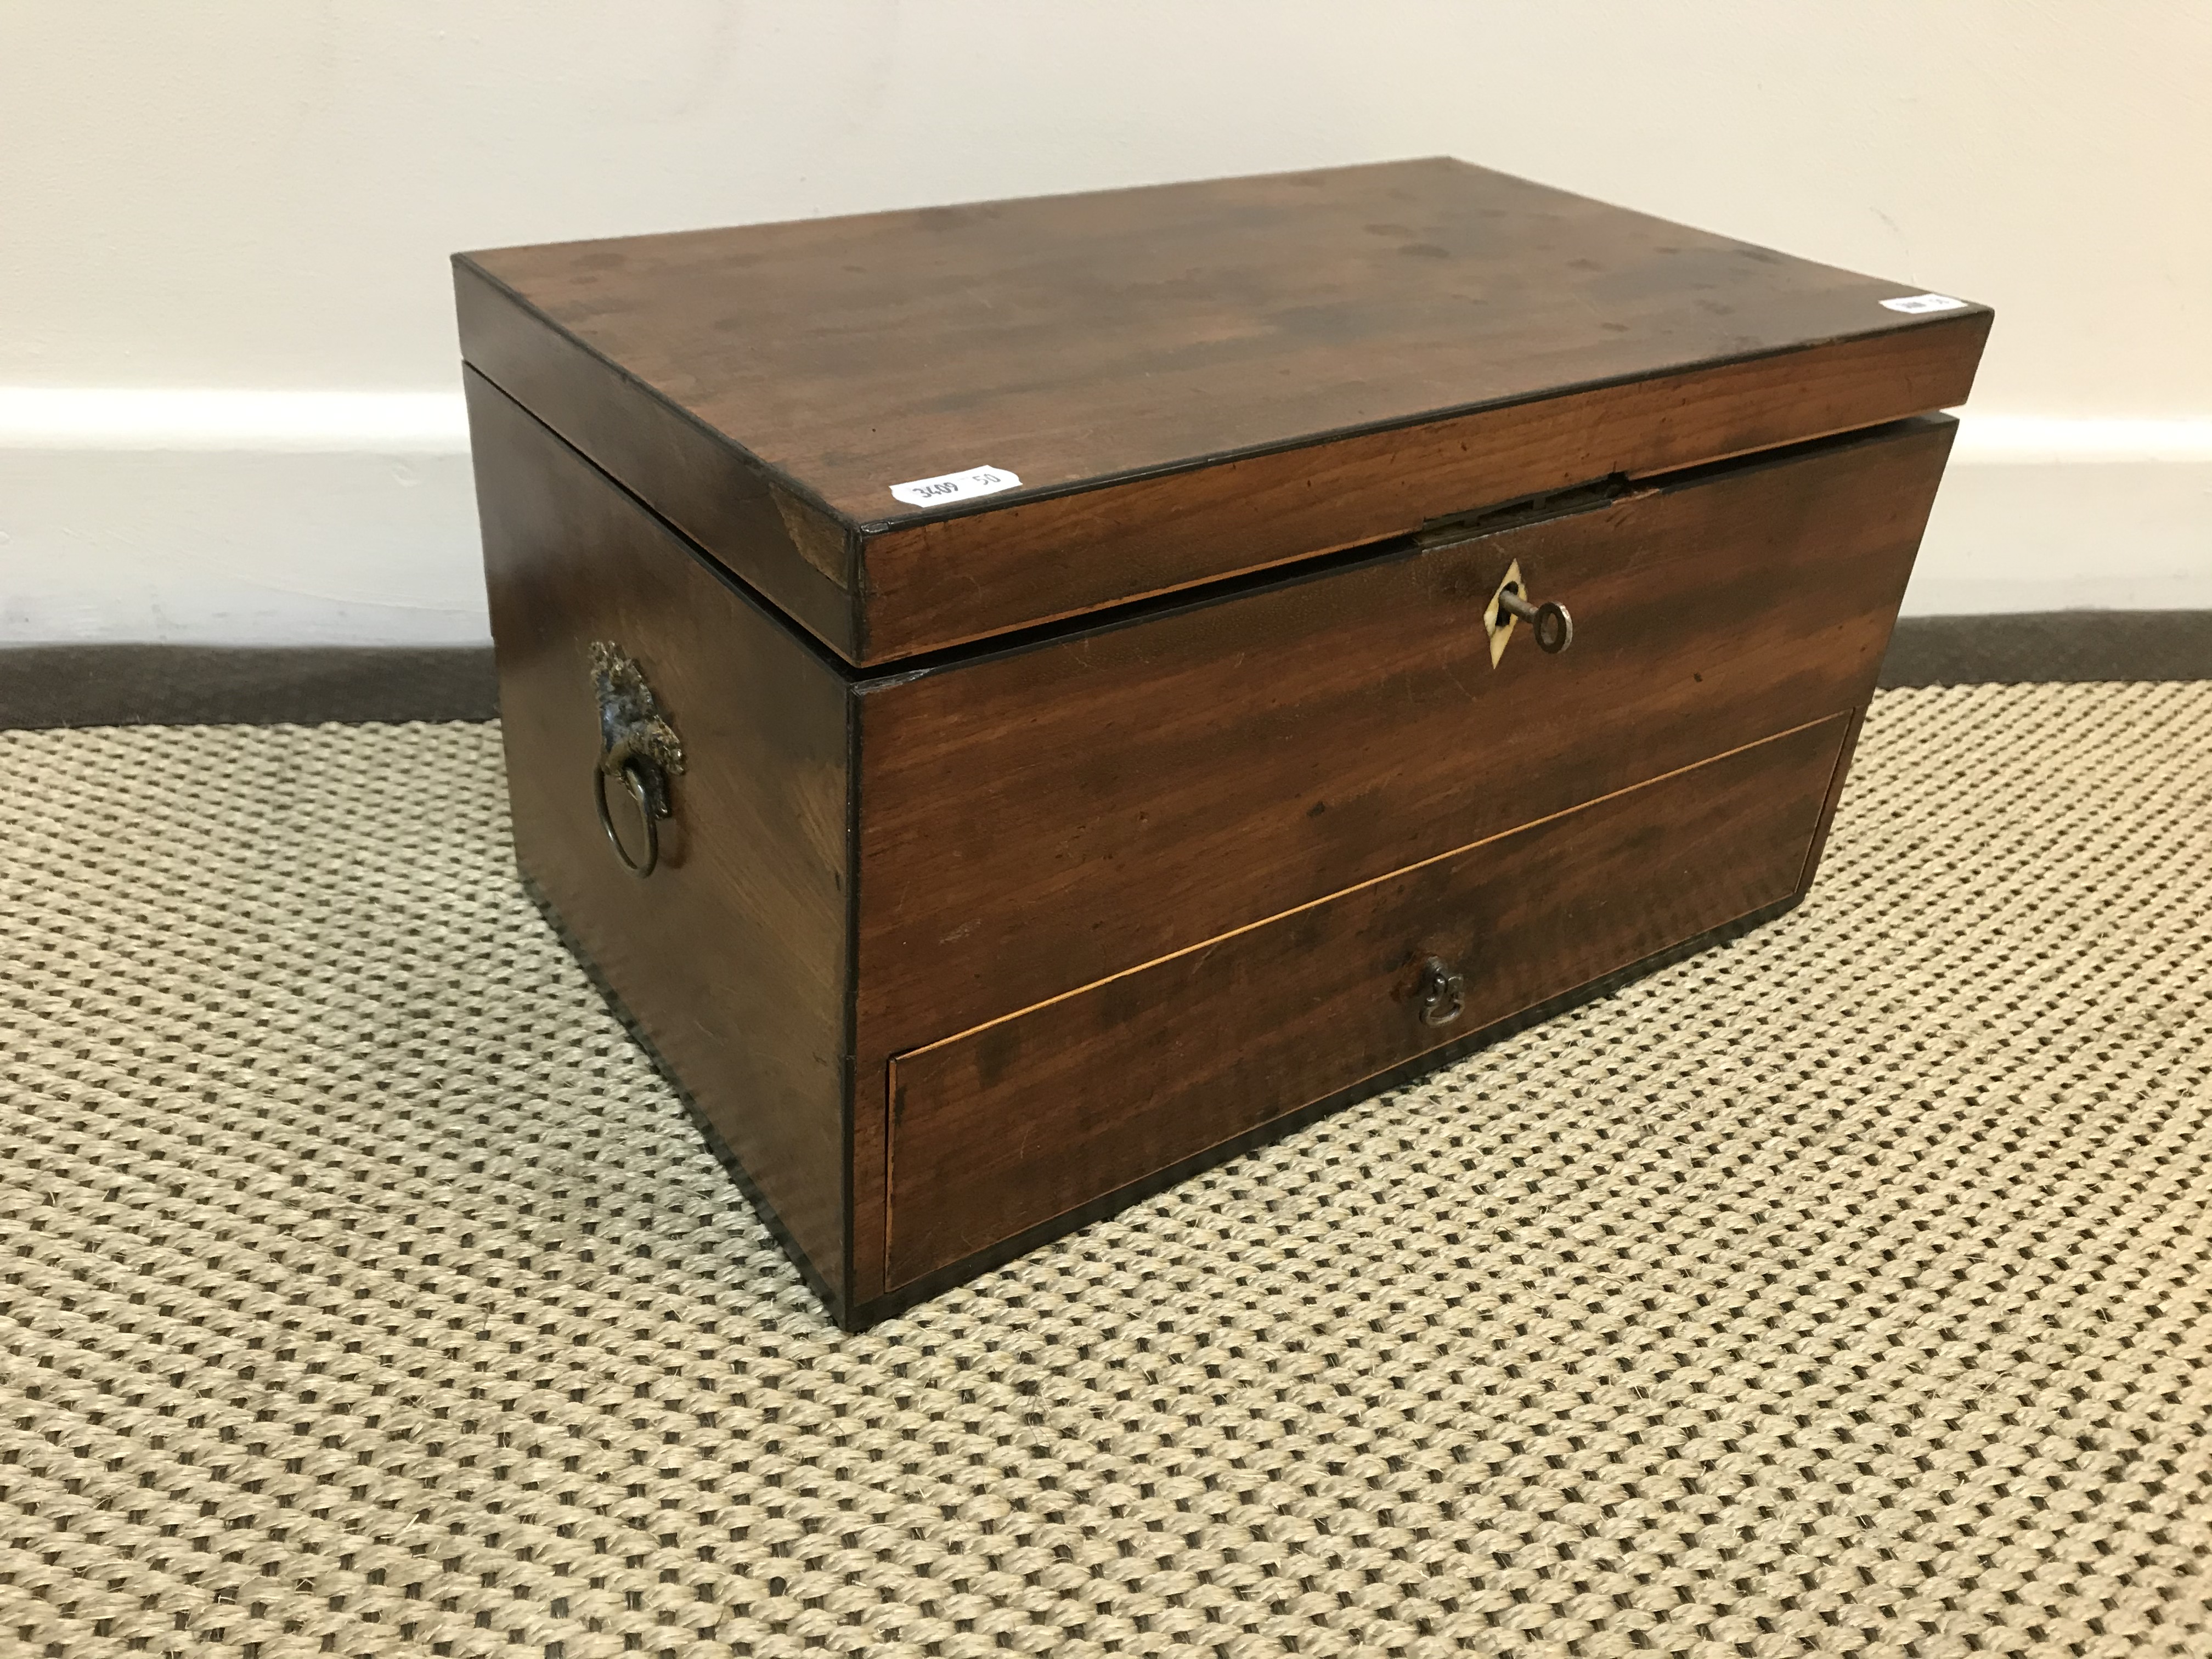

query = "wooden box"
454;159;1988;1328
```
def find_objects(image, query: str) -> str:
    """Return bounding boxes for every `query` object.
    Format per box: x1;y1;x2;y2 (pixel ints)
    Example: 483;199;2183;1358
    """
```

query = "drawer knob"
589;641;686;879
1418;956;1467;1027
1496;583;1575;653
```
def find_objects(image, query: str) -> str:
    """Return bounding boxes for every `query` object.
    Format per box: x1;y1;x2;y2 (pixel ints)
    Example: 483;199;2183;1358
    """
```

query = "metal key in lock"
1483;558;1575;663
1497;584;1573;653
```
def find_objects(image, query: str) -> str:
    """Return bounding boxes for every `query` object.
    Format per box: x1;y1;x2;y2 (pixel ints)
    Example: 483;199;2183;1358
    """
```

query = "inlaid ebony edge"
8;613;2204;730
838;893;1809;1332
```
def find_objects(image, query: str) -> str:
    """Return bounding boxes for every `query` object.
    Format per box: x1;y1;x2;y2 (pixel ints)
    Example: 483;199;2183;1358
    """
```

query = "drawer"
884;713;1849;1288
855;416;1950;1071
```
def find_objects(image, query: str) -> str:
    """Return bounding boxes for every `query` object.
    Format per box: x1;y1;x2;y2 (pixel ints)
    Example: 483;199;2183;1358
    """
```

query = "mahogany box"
453;159;1989;1328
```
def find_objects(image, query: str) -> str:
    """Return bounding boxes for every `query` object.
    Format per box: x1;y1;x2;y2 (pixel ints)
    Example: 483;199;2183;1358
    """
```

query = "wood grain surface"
460;159;1988;664
468;370;856;1307
884;715;1848;1288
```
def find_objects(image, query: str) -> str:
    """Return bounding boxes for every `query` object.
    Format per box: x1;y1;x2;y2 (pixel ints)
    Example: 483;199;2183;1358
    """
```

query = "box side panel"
856;315;1988;661
455;259;861;662
466;368;854;1310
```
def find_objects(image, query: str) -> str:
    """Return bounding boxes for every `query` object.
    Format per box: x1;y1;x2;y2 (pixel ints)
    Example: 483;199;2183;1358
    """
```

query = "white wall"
3;1;2207;645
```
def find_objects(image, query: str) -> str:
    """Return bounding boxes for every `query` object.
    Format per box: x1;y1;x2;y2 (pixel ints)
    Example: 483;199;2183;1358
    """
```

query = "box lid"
455;157;1988;667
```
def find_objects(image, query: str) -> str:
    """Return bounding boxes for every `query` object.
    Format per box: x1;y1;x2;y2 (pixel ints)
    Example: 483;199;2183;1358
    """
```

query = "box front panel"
845;417;1950;1300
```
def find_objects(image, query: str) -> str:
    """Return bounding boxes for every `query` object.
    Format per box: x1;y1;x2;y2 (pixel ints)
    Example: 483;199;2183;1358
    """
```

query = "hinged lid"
454;157;1988;667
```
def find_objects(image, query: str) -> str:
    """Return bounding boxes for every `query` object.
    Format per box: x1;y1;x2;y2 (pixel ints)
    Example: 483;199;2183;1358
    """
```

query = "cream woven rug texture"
3;683;2209;1659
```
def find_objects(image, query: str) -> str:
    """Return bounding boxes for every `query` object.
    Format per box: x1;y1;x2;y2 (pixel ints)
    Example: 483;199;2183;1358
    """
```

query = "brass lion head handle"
589;641;685;878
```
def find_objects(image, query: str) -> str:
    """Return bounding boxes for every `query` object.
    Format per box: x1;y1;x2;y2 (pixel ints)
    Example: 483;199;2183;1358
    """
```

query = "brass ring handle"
1418;956;1467;1028
1497;585;1574;653
593;756;664;878
588;641;685;881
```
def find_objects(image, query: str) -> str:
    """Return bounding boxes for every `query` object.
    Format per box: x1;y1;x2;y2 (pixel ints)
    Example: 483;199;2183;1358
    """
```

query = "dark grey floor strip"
1877;611;2212;689
2;612;2207;729
0;645;500;730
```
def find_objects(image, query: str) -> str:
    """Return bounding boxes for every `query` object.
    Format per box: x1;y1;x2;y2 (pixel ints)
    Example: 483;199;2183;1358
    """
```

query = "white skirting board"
0;391;483;647
1;393;2207;646
1914;418;2212;615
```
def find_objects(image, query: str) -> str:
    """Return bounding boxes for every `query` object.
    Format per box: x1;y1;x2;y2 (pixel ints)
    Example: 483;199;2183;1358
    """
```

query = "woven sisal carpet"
3;684;2209;1658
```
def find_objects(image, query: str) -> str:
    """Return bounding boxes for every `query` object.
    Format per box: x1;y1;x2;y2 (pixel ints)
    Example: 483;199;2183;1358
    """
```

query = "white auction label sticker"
1879;293;1968;314
887;465;1022;508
